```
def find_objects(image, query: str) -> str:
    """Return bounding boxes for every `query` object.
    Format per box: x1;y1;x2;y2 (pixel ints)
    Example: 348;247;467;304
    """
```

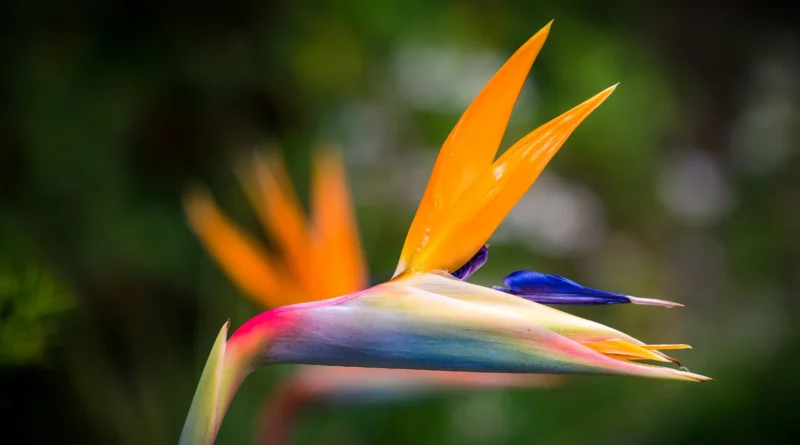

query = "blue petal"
451;245;489;280
493;270;631;305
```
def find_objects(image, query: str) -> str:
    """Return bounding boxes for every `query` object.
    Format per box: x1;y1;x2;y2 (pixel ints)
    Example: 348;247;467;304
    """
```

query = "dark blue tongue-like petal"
492;270;631;305
451;245;489;280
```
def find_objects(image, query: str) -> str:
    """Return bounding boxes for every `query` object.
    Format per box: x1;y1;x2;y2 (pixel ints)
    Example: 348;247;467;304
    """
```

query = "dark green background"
2;0;799;443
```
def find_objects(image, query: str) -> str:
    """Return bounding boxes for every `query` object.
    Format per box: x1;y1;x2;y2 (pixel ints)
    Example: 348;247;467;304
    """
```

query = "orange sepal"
183;187;307;307
408;85;617;274
237;152;315;295
394;22;552;276
311;147;369;298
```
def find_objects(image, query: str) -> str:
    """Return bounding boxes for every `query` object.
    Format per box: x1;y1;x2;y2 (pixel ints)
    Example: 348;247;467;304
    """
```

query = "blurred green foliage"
2;0;799;444
0;265;74;364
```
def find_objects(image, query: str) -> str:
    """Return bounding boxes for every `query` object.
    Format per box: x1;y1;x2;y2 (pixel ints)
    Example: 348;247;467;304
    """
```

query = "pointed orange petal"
408;85;617;274
311;147;369;298
394;22;553;276
183;187;308;307
236;152;315;295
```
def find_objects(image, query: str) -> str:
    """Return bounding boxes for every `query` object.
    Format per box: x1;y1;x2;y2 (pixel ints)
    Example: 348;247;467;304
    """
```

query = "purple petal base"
451;245;489;280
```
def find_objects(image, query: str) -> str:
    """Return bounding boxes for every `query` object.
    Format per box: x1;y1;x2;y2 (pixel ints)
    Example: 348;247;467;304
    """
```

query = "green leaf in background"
0;264;75;365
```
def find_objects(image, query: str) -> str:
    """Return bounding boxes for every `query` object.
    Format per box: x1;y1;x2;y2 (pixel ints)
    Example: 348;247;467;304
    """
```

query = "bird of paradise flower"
180;21;710;445
184;148;562;444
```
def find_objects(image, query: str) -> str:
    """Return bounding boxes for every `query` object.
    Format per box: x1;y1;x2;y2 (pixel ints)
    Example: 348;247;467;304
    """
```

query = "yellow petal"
394;22;552;277
183;187;308;307
641;344;692;364
642;344;692;350
582;339;672;363
311;146;369;298
408;85;617;274
237;151;315;295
